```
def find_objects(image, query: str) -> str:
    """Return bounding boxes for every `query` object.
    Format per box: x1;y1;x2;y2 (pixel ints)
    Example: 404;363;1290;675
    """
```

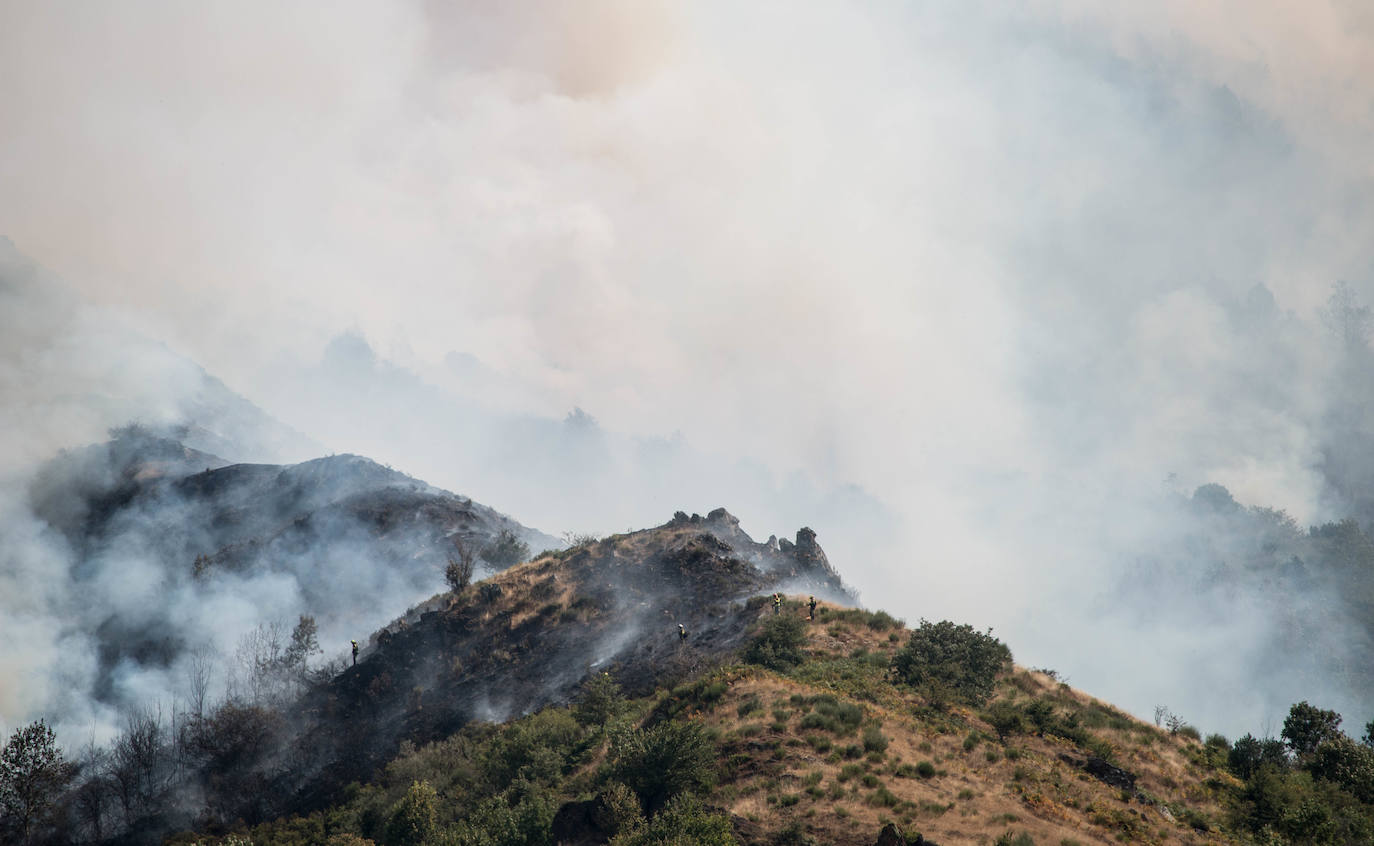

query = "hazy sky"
4;1;1374;737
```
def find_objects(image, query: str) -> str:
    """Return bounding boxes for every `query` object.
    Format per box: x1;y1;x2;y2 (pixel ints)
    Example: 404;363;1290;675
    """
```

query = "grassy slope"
182;589;1249;846
702;602;1236;845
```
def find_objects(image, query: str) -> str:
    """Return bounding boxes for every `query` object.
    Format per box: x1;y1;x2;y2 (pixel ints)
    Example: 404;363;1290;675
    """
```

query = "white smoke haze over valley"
4;0;1374;743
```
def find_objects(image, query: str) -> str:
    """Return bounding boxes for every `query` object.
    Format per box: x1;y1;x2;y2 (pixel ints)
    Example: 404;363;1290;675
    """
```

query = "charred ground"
282;510;854;818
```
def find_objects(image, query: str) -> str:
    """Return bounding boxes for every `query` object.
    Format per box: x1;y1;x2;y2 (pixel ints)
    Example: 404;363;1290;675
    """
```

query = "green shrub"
865;610;904;630
891;620;1012;707
993;832;1035;846
1309;735;1374;802
1229;733;1290;779
481;529;530;567
737;696;763;718
385;781;437;846
916;761;936;778
862;726;889;754
773;821;816;846
610;720;715;812
598;781;645;837
607;793;736;845
798;697;864;736
575;673;625;727
482;708;582;788
745;614;808;671
867;786;899;807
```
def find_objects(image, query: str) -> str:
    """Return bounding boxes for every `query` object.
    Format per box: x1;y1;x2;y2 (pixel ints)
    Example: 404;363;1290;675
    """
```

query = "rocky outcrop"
874;822;905;846
874;822;939;845
679;508;854;601
1059;753;1138;793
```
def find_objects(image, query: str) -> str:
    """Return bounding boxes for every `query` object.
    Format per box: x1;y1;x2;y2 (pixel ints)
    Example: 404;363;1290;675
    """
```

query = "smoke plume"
4;1;1374;740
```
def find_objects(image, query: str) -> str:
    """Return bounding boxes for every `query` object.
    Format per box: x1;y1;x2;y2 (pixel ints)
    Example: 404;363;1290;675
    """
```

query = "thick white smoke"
4;1;1374;740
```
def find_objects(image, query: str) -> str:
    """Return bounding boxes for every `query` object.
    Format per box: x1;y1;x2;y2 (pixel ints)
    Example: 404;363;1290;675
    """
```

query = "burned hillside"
284;510;853;816
47;509;850;843
20;427;558;727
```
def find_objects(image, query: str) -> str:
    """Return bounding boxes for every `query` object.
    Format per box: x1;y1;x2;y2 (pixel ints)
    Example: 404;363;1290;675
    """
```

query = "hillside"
173;594;1255;846
13;500;1374;845
18;428;558;725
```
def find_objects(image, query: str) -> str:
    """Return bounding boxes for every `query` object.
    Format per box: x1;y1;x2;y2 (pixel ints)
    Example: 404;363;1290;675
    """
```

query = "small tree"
284;615;321;689
575;672;625;727
610;721;715;813
386;780;438;846
984;701;1025;742
446;536;477;593
481;529;530;568
892;619;1012;707
0;720;71;845
1282;701;1343;760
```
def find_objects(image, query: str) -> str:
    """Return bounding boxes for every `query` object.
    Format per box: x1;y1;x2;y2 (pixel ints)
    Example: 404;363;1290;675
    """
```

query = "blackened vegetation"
292;510;849;807
25;430;554;718
49;508;845;844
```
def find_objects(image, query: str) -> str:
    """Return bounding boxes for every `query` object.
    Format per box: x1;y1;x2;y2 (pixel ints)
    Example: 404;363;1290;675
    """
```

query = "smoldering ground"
6;0;1374;743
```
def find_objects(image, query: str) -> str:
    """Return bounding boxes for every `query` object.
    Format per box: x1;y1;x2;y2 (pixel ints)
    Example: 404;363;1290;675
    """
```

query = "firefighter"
679;623;688;642
808;595;818;620
351;639;359;666
772;593;782;615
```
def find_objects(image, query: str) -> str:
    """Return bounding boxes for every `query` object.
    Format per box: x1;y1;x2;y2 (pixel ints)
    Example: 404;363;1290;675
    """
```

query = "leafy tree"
575;673;625;728
1230;734;1290;780
744;614;807;671
1362;720;1374;748
596;781;644;837
482;709;582;789
285;615;322;685
386;780;438;846
1282;701;1343;760
449;791;555;846
481;529;530;568
1309;735;1374;802
891;619;1012;707
610;720;715;812
609;793;736;845
0;720;71;845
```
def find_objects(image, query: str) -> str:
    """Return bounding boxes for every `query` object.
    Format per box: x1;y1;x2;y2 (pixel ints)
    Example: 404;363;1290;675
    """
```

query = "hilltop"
169;577;1254;846
11;464;1374;845
20;428;557;721
155;517;1374;845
